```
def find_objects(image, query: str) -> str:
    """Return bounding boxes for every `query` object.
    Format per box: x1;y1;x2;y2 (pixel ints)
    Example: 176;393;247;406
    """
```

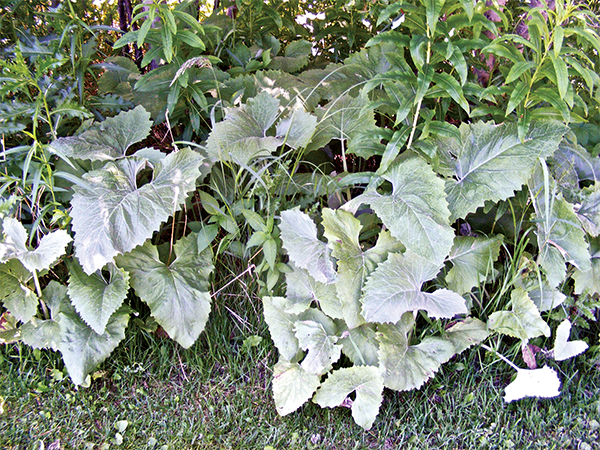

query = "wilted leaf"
361;250;468;323
553;319;588;361
116;232;213;349
504;366;561;402
71;148;203;274
313;366;384;430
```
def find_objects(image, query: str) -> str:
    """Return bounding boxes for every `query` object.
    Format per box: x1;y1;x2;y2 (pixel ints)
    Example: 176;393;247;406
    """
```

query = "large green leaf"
444;318;489;354
67;261;130;335
437;121;569;221
338;323;380;366
573;237;600;296
295;320;342;375
445;235;502;294
262;296;302;361
71;148;203;274
0;218;71;273
285;262;341;318
116;232;213;349
344;157;454;265
272;361;321;416
21;281;68;351
575;184;600;237
529;167;591;287
279;209;336;284
322;209;404;328
0;259;37;323
361;250;468;323
59;300;130;385
49;106;152;161
377;313;456;392
275;108;317;150
205;91;281;165
313;366;384;430
488;288;550;342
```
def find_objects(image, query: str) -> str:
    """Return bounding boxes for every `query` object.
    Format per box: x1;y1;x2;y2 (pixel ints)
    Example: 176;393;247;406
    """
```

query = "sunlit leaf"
553;319;588;361
0;259;37;323
285;262;341;318
272;361;321;416
504;366;561;402
71;148;203;274
295;320;342;375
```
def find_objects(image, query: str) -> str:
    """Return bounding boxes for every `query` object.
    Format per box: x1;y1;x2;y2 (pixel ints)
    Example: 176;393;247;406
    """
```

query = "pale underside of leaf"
504;366;561;402
71;148;203;274
313;366;384;430
553;319;588;361
361;250;468;323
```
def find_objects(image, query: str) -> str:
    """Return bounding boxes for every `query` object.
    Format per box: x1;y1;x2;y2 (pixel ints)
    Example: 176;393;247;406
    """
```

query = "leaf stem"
480;343;520;371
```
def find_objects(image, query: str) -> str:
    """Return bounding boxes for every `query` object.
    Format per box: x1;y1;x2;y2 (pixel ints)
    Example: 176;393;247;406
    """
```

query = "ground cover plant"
1;0;600;443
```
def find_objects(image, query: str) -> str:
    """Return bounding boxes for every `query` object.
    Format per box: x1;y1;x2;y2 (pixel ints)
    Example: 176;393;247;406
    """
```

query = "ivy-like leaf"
313;366;384;430
67;261;130;335
295;320;342;375
504;366;561;403
488;288;550;342
272;360;321;416
205;91;281;165
0;259;37;323
446;236;502;295
437;121;569;221
59;301;129;385
116;232;213;349
323;209;404;328
0;218;71;273
49;106;152;161
280;209;336;284
377;314;456;392
345;157;454;265
553;319;588;361
71;148;203;274
361;250;468;323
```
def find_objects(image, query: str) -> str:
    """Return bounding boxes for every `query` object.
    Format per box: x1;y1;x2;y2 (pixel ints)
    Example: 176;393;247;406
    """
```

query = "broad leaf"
575;184;600;237
0;259;37;323
345;157;454;264
21;281;67;351
377;314;456;392
59;301;129;385
272;361;320;416
71;148;203;274
551;136;600;184
437;121;569;221
504;366;561;402
116;232;213;349
446;236;502;294
361;250;468;323
275;108;317;150
553;319;588;361
50;106;152;161
339;323;380;366
323;209;403;328
444;318;489;354
529;167;591;286
263;296;302;361
0;218;71;273
206;91;281;165
313;366;384;430
280;209;336;284
285;262;341;317
488;288;550;342
67;261;130;335
295;320;342;375
0;311;20;344
573;238;600;296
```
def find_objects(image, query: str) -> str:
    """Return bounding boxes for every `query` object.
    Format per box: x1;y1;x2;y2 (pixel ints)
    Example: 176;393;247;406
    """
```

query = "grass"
2;266;600;450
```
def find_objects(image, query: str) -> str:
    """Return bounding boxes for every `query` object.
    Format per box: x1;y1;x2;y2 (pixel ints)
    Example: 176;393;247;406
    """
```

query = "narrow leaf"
549;52;568;100
506;81;529;116
432;72;470;114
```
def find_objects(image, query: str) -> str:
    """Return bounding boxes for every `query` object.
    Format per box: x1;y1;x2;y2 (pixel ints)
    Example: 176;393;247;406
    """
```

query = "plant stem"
407;29;432;150
480;343;520;371
32;270;50;320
